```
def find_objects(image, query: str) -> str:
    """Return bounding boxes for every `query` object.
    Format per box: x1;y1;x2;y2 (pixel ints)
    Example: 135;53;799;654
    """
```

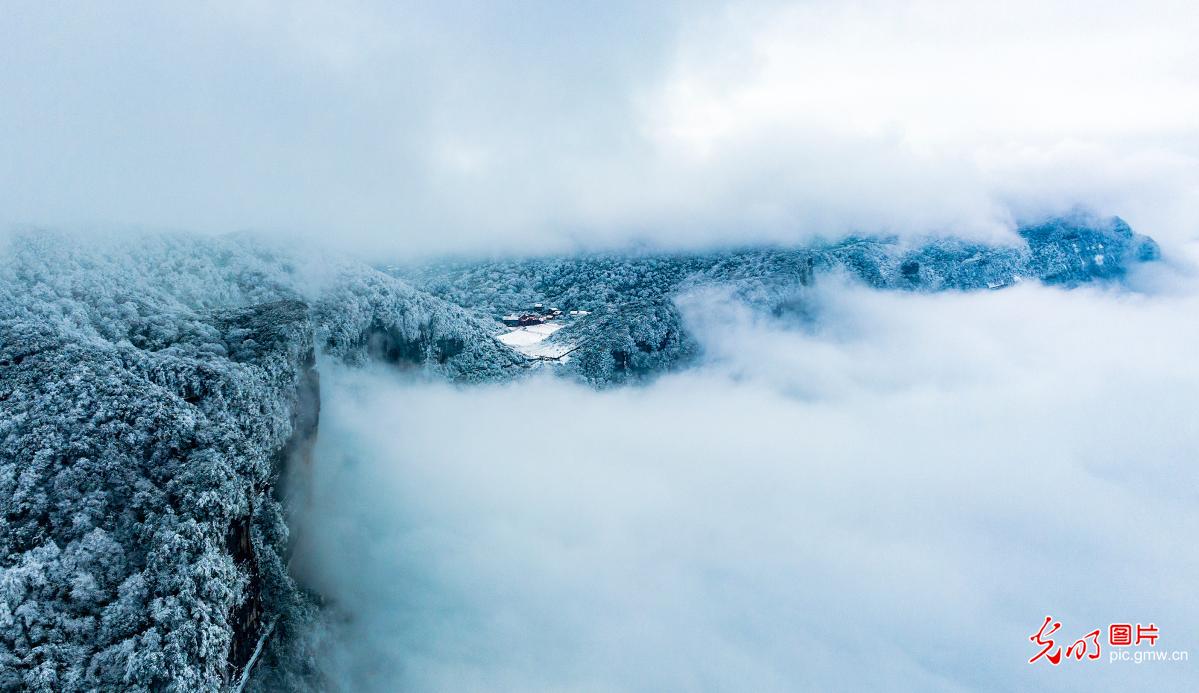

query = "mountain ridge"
0;216;1161;689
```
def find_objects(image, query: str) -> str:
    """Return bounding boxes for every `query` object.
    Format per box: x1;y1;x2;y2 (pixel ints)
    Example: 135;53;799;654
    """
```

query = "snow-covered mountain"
0;216;1159;689
401;214;1159;384
0;232;521;690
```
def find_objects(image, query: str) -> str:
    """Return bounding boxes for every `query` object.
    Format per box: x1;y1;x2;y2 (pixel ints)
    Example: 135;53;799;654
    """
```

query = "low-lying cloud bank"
293;261;1198;691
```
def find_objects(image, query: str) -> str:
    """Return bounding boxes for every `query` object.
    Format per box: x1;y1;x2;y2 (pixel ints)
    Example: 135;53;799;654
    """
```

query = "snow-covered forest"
0;214;1168;689
0;231;527;689
400;215;1158;384
4;0;1199;689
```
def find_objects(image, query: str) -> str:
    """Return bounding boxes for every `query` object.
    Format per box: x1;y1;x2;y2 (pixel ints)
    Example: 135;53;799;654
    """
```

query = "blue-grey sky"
3;1;1198;256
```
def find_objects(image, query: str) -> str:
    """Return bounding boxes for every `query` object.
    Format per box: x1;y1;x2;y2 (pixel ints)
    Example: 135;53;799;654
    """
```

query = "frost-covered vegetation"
401;214;1159;384
0;231;525;690
0;215;1160;690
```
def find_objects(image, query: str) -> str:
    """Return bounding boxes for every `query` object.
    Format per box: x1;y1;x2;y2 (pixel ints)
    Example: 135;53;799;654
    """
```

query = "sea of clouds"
5;1;1197;688
292;253;1199;691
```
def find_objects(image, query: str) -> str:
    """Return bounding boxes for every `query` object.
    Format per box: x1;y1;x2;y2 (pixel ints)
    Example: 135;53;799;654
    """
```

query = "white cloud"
292;260;1199;691
630;0;1199;246
651;1;1199;148
2;1;1196;255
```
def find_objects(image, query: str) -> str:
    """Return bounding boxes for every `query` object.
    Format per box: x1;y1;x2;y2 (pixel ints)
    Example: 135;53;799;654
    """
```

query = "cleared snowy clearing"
497;322;574;359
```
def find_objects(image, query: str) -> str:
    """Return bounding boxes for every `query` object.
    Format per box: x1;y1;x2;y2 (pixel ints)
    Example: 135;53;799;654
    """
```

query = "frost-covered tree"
400;213;1159;383
0;231;529;690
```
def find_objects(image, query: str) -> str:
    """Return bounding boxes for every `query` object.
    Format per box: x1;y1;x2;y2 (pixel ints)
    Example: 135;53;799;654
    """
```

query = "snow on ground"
498;322;562;346
497;322;573;359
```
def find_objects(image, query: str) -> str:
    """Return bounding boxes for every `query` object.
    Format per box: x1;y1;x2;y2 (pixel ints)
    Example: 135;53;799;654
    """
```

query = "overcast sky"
3;0;1198;257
